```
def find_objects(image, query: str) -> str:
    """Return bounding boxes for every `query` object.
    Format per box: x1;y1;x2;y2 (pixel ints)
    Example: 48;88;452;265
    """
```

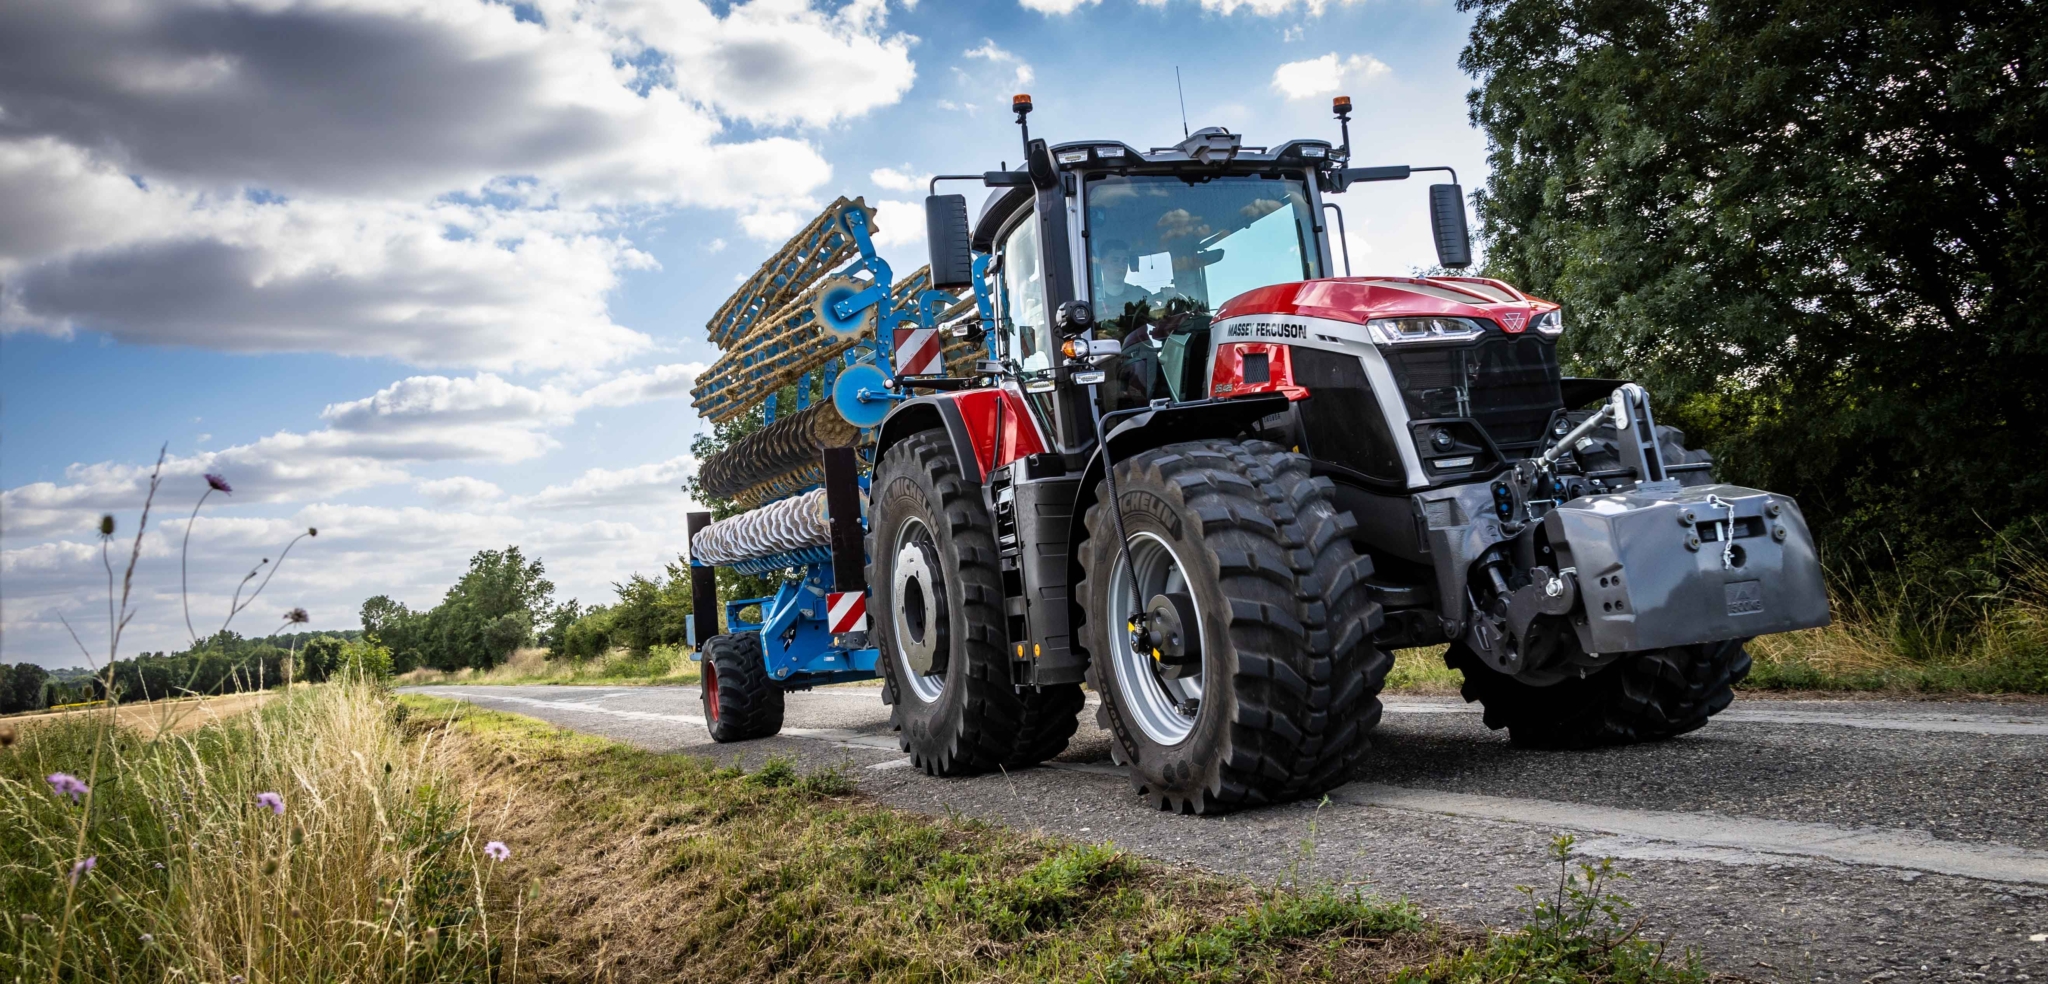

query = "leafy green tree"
6;664;49;713
1461;0;2046;572
360;595;426;673
418;546;556;671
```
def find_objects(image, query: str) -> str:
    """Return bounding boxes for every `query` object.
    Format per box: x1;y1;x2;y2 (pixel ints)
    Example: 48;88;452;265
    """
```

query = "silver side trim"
1208;313;1428;488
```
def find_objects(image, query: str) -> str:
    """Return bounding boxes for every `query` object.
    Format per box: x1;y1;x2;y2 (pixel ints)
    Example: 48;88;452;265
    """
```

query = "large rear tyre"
1447;638;1752;749
869;430;1081;774
700;632;785;742
1078;439;1389;815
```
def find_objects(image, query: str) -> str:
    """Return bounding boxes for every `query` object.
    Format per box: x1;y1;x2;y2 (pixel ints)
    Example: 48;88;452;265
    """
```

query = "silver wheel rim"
891;516;946;703
1108;532;1205;746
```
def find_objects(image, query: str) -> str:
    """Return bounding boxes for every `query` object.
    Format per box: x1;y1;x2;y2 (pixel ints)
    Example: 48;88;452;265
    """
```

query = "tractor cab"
937;97;1542;500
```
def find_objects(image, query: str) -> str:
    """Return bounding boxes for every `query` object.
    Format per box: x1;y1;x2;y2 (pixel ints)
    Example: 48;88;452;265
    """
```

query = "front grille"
1388;336;1563;451
1291;348;1405;483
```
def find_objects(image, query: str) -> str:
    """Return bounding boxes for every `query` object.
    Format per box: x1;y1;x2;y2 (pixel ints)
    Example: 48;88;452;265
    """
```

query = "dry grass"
1745;541;2048;695
4;690;276;738
398;645;701;688
1;677;526;982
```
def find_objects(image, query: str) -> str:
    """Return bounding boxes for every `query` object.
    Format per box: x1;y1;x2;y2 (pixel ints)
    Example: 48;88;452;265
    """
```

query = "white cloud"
2;361;712;545
871;199;929;266
963;39;1035;89
1018;0;1101;13
599;0;918;128
0;0;921;368
578;362;708;409
518;455;701;511
1134;0;1367;13
415;476;505;505
1271;52;1391;100
871;166;934;193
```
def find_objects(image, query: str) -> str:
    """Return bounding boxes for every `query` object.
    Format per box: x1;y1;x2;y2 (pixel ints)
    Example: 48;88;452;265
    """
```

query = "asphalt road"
404;683;2048;982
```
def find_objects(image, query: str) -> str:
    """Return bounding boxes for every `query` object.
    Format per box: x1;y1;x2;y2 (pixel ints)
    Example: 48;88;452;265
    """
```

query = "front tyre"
869;430;1081;774
1079;439;1389;815
700;632;785;742
1447;638;1752;749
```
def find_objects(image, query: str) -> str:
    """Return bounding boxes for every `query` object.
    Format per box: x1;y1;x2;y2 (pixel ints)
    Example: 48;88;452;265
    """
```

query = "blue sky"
1;0;1489;668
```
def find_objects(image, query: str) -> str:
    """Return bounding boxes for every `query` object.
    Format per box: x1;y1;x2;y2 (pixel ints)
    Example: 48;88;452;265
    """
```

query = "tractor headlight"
1366;317;1487;345
1531;308;1563;335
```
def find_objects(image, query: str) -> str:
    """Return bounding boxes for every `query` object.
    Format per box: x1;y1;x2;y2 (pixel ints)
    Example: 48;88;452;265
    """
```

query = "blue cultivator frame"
685;197;994;693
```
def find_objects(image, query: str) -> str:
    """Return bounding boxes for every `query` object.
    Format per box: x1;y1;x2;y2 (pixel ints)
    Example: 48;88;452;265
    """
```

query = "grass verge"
406;693;1713;983
397;644;701;688
1;677;525;982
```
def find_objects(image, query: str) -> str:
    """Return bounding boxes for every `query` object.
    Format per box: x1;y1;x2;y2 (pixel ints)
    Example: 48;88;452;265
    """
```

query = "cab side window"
996;213;1053;374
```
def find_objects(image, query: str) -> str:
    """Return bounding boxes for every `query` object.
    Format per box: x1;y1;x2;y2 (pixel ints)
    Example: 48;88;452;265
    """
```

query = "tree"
360;595;425;673
6;663;49;713
420;546;556;670
1461;0;2047;573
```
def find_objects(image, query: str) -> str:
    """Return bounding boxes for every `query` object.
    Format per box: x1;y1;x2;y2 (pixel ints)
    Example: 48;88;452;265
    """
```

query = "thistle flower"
98;514;116;538
285;607;310;625
256;791;285;815
308;527;318;537
46;772;89;804
68;856;96;885
205;473;233;494
484;841;510;862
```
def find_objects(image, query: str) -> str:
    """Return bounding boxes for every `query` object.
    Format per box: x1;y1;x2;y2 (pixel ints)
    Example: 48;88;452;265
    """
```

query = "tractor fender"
1063;394;1294;660
875;395;982;484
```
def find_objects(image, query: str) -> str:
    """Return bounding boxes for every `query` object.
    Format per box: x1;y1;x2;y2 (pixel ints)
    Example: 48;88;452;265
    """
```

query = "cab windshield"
1085;172;1322;406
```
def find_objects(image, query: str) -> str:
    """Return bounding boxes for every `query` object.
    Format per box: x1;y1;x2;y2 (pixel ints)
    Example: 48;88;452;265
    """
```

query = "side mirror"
925;194;974;290
1429;183;1472;269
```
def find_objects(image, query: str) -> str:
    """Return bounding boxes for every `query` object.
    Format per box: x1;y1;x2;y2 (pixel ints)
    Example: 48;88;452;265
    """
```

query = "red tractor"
707;95;1831;816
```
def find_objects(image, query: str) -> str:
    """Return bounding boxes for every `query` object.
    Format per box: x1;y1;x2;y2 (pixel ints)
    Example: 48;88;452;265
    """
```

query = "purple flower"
484;841;510;862
256;792;285;815
204;473;232;494
68;856;95;885
46;773;89;804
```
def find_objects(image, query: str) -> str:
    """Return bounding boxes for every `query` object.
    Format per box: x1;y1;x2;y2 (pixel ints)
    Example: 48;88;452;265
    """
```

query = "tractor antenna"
1175;67;1190;138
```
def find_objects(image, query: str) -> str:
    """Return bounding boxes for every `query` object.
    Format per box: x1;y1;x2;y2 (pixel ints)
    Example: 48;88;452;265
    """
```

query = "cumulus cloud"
1;361;713;545
1271;52;1391;100
416;476;506;505
963;39;1035;89
1132;0;1366;13
1018;0;1101;13
518;456;701;511
870;166;934;193
0;0;916;368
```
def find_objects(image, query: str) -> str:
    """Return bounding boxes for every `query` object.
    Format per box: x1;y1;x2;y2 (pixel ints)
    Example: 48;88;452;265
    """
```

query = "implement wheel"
1078;439;1389;815
700;632;784;742
1447;638;1752;749
869;430;1081;774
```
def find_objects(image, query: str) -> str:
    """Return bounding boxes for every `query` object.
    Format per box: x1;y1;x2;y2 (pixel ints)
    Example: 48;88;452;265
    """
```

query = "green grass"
406;693;1713;983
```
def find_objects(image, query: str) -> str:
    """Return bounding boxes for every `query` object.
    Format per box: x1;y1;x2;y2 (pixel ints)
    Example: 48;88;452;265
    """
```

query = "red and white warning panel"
827;591;868;634
893;326;943;377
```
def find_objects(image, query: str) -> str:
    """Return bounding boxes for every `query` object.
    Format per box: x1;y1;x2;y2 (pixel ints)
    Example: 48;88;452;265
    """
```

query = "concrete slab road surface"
405;684;2048;982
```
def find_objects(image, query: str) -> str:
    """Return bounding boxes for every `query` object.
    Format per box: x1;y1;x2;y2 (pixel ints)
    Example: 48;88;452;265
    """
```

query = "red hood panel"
1215;276;1560;330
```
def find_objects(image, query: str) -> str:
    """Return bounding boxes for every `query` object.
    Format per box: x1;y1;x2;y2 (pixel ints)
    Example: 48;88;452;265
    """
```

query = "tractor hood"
1214;276;1561;333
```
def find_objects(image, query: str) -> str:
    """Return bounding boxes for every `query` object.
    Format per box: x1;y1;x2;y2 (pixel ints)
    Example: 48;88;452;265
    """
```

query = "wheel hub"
890;517;949;703
1144;592;1202;680
1108;532;1207;745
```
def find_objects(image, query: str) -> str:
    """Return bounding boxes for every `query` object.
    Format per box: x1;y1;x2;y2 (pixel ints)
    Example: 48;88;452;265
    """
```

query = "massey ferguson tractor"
681;95;1831;814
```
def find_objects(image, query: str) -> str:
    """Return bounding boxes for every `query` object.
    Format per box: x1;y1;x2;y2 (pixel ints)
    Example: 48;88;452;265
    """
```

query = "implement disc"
813;276;878;339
